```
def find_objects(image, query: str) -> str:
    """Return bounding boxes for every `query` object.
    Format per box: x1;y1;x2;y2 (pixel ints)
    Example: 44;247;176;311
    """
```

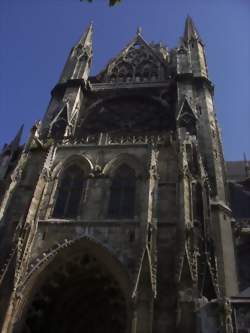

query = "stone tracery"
78;95;175;137
105;41;165;83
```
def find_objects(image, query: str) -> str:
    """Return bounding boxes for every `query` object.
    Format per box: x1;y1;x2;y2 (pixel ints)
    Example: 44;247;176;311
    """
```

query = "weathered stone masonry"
0;17;249;333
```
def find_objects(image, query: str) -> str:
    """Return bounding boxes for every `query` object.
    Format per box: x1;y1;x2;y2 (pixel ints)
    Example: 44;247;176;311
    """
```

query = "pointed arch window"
108;164;136;219
52;165;86;219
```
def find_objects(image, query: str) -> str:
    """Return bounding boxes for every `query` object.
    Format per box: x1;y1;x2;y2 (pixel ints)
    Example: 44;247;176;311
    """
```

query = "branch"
81;0;121;6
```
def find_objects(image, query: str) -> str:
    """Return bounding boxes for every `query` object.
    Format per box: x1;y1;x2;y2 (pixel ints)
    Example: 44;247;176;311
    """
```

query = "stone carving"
40;167;52;182
89;164;104;178
60;133;170;146
11;166;23;182
40;145;56;182
0;18;242;333
17;235;124;291
219;298;234;333
105;37;165;83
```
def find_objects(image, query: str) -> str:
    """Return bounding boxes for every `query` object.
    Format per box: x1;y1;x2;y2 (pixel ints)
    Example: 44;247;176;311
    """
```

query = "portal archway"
14;238;131;333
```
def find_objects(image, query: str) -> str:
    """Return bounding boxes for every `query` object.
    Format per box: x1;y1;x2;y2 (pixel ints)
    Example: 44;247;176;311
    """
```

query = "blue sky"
0;0;249;160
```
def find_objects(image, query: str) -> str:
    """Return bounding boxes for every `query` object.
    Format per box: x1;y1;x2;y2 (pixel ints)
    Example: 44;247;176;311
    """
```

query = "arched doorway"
15;239;131;333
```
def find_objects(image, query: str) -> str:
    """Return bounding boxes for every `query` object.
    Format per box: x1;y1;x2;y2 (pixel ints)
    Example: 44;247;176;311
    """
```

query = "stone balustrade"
58;132;174;147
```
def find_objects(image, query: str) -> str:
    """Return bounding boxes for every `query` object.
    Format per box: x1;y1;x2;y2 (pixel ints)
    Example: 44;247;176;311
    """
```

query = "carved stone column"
132;143;159;333
176;131;197;333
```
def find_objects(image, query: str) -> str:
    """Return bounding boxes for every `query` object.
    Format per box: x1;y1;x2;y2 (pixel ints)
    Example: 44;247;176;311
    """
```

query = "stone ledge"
90;81;170;91
210;200;232;214
38;219;140;227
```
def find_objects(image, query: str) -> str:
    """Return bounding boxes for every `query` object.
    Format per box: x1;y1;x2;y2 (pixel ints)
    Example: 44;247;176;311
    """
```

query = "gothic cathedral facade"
0;17;247;333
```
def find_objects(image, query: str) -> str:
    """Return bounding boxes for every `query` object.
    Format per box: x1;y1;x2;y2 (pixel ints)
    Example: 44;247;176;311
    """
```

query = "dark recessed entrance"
21;253;128;333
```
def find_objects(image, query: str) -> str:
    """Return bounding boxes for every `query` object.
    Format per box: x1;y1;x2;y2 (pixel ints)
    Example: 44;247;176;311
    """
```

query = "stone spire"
59;22;93;83
136;26;142;36
10;124;23;150
0;125;23;181
78;21;93;50
2;124;23;154
180;16;207;78
183;16;201;43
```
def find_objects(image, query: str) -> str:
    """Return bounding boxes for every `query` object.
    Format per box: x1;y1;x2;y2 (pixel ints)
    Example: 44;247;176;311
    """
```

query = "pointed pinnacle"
184;15;201;42
79;21;93;46
137;26;142;36
12;124;24;146
7;124;24;152
243;152;247;163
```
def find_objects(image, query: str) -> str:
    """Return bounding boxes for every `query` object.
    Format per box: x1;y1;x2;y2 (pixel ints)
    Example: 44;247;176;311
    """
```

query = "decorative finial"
137;27;142;36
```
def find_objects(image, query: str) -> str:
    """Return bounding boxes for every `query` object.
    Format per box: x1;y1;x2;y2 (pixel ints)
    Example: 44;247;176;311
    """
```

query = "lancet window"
52;165;86;219
108;164;136;219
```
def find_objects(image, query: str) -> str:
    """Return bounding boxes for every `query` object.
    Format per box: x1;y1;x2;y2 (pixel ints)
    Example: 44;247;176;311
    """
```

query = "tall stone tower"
0;18;240;333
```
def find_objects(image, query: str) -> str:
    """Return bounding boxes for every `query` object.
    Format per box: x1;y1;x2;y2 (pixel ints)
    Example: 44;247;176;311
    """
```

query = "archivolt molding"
18;235;130;292
11;235;132;330
51;153;94;180
103;153;146;178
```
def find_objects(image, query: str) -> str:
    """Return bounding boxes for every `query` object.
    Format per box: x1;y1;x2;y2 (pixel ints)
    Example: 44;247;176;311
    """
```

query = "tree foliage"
82;0;121;6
